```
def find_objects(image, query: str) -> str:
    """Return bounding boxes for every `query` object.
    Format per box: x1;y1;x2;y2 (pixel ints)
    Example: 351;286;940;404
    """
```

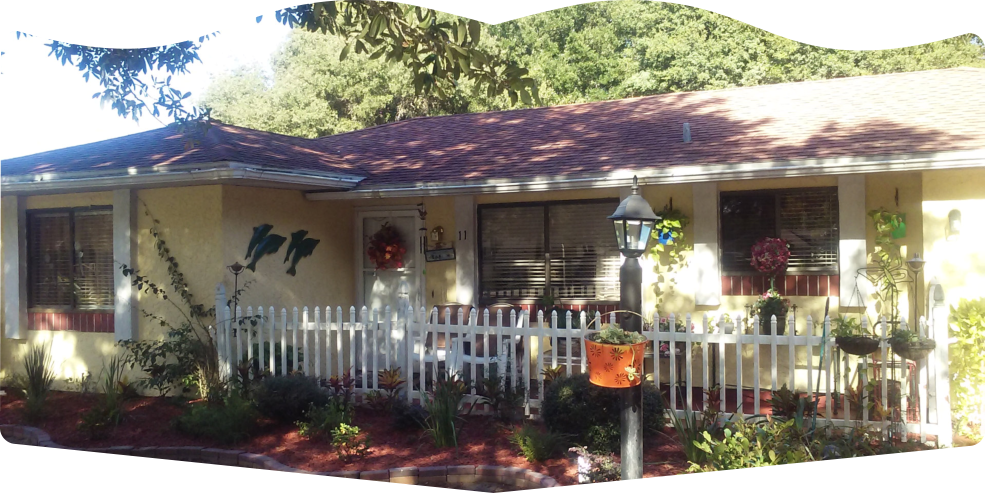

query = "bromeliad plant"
421;373;480;448
20;343;56;424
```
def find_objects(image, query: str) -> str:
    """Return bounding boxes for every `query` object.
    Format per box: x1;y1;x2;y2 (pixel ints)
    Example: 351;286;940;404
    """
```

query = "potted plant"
754;288;790;335
656;316;688;358
585;323;647;388
831;315;880;356
750;237;791;335
888;328;936;361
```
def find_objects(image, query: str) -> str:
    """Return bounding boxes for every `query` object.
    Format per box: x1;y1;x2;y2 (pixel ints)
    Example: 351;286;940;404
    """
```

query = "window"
27;207;114;310
478;199;621;304
719;188;839;274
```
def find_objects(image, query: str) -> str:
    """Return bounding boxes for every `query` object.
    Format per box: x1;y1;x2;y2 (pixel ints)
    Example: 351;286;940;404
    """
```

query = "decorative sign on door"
425;248;456;262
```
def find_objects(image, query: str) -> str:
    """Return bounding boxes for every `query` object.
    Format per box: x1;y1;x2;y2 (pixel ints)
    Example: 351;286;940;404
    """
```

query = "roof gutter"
1;161;363;194
305;149;985;200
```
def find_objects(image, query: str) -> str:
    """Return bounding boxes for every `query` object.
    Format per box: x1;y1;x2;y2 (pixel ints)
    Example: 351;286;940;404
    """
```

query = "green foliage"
252;373;329;423
477;374;525;422
569;446;621;483
78;356;132;439
542;374;665;453
21;343;56;424
689;419;811;472
768;384;811;422
650;204;691;261
590;323;647;345
830;315;872;338
509;423;569;463
174;393;259;445
949;298;985;440
867;207;907;320
421;375;471;448
331;423;370;462
391;398;428;430
249;342;300;377
298;400;353;441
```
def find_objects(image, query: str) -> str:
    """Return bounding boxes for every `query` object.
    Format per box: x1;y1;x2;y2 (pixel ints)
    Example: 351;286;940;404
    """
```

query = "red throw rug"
0;391;688;485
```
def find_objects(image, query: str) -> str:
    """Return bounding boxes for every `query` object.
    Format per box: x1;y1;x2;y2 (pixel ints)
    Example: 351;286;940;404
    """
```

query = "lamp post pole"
607;176;658;481
619;255;644;480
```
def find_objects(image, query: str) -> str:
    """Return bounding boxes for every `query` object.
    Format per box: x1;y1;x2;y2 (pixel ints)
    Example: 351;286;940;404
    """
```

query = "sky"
0;17;292;160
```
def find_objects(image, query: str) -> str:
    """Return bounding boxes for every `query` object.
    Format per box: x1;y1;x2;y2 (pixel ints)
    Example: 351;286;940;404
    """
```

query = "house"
2;67;984;394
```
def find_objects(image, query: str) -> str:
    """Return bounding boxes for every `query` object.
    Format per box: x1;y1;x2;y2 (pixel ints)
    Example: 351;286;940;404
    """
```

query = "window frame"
26;205;114;312
476;197;621;305
718;187;839;276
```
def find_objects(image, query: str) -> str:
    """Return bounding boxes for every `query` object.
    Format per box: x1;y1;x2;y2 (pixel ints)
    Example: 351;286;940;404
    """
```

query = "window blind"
719;188;839;275
27;208;114;310
478;200;620;303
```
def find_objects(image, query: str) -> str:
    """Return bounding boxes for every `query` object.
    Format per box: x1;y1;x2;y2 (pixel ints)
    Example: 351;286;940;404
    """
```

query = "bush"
298;387;354;442
509;423;569;463
332;423;370;462
174;393;259;445
950;298;985;441
542;374;665;453
421;375;469;448
21;343;56;424
252;373;328;423
78;356;131;439
391;398;428;430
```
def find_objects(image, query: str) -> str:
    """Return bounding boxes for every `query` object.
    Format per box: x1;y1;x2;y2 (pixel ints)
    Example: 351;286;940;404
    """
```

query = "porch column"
928;279;952;446
113;189;139;341
838;175;868;307
454;195;477;307
693;182;720;306
2;194;27;339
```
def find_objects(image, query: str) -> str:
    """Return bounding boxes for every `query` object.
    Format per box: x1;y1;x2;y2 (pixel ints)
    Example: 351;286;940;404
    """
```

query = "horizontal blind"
28;212;74;308
720;193;776;273
74;210;115;309
548;201;620;301
778;188;838;272
479;205;546;301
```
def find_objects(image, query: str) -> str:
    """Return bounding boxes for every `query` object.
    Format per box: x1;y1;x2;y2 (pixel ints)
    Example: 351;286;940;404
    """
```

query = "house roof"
3;67;984;194
323;67;985;188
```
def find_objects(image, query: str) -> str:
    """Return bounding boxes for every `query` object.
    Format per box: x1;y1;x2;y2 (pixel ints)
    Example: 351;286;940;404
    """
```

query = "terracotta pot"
585;336;646;388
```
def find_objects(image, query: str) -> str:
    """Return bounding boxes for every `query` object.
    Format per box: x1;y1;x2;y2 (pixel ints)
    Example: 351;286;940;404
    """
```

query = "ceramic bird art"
284;230;309;263
245;233;287;272
286;237;320;276
245;224;274;259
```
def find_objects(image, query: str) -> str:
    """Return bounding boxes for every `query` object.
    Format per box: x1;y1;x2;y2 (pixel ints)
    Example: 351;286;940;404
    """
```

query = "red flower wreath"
367;222;406;271
750;237;791;277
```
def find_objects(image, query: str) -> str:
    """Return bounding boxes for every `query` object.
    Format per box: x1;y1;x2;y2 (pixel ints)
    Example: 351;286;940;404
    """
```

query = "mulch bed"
0;390;689;485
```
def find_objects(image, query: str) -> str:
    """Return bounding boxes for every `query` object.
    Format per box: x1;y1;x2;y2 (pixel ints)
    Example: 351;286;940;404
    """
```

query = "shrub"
21;343;56;424
509;423;569;463
332;423;370;462
688;418;811;472
391;399;428;430
542;374;665;453
78;356;132;439
421;375;470;448
252;373;328;423
249;342;300;378
477;374;525;422
297;375;354;442
950;298;985;441
174;393;259;445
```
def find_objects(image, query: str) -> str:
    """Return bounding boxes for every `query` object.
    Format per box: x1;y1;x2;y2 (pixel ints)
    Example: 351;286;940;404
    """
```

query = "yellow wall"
922;168;985;305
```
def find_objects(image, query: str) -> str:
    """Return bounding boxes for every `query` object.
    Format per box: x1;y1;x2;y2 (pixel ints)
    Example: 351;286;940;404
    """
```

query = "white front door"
357;211;423;318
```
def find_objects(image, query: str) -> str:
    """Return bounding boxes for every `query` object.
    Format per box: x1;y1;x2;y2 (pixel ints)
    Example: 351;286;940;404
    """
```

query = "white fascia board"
305;149;985;200
1;161;363;194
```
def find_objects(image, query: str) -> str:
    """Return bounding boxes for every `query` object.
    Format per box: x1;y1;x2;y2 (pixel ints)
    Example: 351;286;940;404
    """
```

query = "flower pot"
758;313;786;335
585;336;646;388
835;336;880;356
890;339;936;361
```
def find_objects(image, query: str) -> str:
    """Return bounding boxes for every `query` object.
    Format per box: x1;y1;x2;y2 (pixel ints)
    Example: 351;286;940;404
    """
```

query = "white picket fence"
213;284;951;446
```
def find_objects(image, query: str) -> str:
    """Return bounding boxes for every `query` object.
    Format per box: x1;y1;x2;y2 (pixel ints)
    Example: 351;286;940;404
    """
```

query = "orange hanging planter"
585;326;647;388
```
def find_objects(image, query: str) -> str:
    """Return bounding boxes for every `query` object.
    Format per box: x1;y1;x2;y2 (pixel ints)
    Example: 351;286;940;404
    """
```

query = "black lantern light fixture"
609;176;659;258
227;262;246;326
608;175;659;481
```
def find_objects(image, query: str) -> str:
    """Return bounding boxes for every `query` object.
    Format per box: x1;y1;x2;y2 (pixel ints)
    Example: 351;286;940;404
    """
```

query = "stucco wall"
922;167;985;306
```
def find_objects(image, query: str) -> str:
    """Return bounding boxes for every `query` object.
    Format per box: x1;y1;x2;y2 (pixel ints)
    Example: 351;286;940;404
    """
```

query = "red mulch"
0;390;689;485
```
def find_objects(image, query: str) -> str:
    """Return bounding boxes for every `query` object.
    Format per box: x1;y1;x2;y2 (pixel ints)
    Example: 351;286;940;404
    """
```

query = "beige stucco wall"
922;167;985;306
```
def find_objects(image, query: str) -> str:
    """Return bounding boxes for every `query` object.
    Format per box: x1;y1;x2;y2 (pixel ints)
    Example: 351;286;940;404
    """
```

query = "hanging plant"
649;204;691;261
750;237;791;281
367;222;406;271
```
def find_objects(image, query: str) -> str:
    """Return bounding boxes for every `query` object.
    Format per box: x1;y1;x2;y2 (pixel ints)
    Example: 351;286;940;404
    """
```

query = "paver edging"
0;425;561;487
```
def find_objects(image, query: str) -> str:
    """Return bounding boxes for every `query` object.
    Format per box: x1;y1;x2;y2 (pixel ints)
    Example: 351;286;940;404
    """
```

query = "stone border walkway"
0;424;560;489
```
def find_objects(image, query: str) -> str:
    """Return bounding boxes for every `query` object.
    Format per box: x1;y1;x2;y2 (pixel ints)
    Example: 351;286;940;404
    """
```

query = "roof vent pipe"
682;123;692;143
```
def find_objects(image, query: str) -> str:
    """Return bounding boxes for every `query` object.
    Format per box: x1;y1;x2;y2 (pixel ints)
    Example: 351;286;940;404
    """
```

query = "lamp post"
905;253;926;326
227;262;245;328
608;176;659;481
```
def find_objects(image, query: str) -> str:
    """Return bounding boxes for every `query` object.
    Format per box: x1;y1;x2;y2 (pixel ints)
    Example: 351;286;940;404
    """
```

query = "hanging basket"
890;339;936;361
835;336;881;356
585;335;646;388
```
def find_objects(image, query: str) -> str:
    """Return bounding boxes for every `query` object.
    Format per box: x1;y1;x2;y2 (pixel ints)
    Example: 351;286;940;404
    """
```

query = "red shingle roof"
322;67;985;187
1;123;359;178
3;68;983;188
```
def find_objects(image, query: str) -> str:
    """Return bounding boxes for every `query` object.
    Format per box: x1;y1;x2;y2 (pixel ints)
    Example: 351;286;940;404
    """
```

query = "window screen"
27;208;114;310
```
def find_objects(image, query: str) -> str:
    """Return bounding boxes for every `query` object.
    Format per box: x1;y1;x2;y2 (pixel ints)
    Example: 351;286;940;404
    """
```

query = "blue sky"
0;17;292;160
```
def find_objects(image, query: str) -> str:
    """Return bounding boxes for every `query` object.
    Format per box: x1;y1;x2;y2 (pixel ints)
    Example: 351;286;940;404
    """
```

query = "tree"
29;1;540;127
